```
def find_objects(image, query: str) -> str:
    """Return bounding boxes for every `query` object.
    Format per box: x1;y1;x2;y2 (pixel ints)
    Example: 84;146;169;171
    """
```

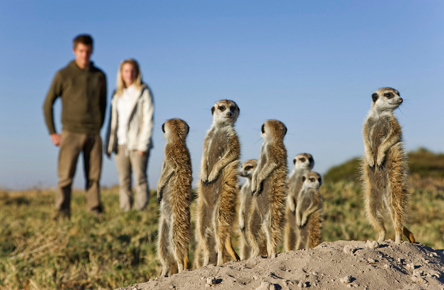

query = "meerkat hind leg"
224;236;240;262
367;187;387;243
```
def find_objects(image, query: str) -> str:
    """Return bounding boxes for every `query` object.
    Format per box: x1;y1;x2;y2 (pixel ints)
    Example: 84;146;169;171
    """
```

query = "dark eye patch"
300;157;306;163
219;106;226;111
384;92;394;99
244;166;252;171
162;123;165;133
310;178;315;182
309;157;313;163
261;124;265;134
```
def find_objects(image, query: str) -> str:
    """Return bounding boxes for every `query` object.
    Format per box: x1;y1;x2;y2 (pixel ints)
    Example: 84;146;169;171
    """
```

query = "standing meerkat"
362;87;415;244
195;100;241;267
285;153;315;251
157;118;192;276
238;159;258;260
295;171;323;249
249;119;288;258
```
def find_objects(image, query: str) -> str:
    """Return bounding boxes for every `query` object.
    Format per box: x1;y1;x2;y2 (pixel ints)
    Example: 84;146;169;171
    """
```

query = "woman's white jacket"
105;84;154;154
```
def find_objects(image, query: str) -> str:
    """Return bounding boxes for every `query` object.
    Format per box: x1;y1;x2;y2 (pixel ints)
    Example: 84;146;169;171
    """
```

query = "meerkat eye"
384;92;394;99
300;158;306;163
261;124;265;134
218;106;226;111
310;178;315;182
244;166;252;171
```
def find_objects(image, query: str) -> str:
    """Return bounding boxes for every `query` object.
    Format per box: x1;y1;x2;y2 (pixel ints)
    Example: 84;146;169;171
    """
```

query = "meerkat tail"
403;227;415;243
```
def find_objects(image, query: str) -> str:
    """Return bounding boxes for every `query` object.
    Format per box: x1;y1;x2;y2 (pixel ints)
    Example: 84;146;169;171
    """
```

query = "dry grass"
0;174;443;289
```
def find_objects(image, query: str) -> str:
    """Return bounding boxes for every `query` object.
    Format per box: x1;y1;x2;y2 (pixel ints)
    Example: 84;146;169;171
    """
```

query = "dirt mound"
116;240;444;290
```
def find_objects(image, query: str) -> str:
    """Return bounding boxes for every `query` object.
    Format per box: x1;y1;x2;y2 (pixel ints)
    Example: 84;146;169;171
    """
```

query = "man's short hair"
73;34;93;49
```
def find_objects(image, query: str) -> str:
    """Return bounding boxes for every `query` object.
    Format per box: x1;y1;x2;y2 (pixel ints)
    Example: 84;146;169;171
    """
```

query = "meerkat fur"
238;159;258;260
295;171;323;249
250;119;288;258
285;153;314;251
195;100;241;267
157;118;193;276
362;87;415;244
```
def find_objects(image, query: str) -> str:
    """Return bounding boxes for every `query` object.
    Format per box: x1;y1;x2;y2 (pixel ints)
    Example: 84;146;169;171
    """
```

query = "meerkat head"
211;100;240;126
293;153;314;171
371;87;403;113
302;172;322;189
239;159;258;179
261;119;287;142
162;118;190;141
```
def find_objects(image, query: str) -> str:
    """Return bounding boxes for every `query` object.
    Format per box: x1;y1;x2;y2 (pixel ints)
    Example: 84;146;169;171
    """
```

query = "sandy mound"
116;240;444;290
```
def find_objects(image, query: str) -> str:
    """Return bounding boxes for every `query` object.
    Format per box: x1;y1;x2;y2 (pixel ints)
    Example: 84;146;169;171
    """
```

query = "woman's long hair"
116;59;144;96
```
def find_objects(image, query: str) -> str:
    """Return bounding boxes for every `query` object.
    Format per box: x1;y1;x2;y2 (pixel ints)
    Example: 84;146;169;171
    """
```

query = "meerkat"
195;100;241;267
295;171;323;249
157;118;193;276
285;153;315;251
249;119;288;258
238;159;258;260
362;87;415;244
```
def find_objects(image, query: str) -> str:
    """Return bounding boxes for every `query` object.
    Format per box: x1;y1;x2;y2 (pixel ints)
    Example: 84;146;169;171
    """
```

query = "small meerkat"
157;118;193;276
195;100;241;267
295;171;323;249
238;159;258;260
362;87;415;244
249;119;288;258
285;153;315;252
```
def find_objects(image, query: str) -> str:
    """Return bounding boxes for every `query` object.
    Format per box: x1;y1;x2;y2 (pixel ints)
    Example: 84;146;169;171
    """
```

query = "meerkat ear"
293;158;297;165
261;124;265;134
162;123;165;133
372;93;378;102
186;123;190;135
211;106;215;115
282;124;287;136
302;176;306;182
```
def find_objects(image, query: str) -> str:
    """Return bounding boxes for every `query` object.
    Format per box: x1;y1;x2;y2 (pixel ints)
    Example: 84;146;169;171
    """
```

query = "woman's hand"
138;151;146;156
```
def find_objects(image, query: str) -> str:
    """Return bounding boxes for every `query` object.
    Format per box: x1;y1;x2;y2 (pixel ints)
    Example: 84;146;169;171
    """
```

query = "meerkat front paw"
296;216;302;227
288;196;296;213
206;170;219;184
366;155;375;169
301;216;308;227
376;154;385;169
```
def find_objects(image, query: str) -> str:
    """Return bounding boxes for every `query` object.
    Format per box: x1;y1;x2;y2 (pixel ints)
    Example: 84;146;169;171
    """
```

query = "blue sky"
0;1;443;189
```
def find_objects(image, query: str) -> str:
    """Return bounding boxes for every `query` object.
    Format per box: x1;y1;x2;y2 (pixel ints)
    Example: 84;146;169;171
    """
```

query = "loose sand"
117;240;444;290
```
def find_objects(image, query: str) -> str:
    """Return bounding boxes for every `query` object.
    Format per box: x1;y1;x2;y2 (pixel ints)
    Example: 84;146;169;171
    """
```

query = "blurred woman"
105;59;154;211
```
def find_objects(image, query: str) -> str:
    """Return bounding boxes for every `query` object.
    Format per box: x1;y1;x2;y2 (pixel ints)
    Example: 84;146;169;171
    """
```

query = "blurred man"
43;34;107;219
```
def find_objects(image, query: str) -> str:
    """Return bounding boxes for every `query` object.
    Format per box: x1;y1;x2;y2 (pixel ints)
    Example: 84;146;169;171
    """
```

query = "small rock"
413;270;424;277
297;281;309;288
206;277;217;285
169;286;175;289
367;258;376;264
253;275;259;280
256;281;276;290
340;276;354;284
343;245;356;255
411;275;427;284
384;264;390;269
397;258;404;263
406;263;417;270
426;270;441;278
430;252;438;257
365;240;379;249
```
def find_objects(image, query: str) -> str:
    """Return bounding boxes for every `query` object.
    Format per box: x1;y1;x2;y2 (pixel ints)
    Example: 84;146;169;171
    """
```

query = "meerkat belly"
369;118;390;160
202;132;229;205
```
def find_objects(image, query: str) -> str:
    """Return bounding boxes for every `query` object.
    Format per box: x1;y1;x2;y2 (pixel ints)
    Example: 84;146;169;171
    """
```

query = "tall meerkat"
157;118;193;276
195;100;241;267
362;87;415;244
285;153;315;251
249;119;288;258
295;171;323;249
238;159;258;260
